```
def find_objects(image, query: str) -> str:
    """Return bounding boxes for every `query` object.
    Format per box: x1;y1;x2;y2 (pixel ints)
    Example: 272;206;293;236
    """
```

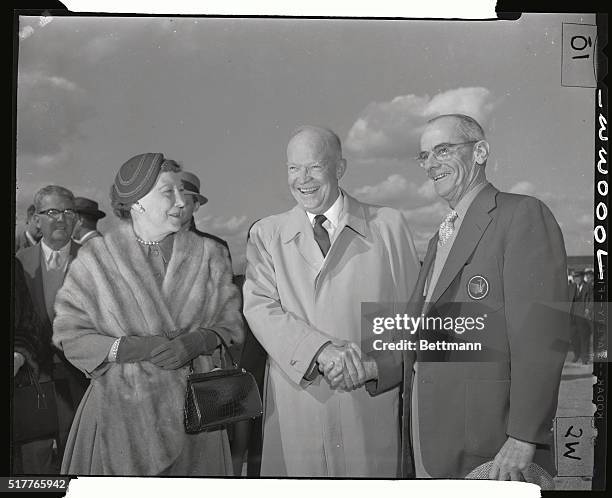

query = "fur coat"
53;221;243;475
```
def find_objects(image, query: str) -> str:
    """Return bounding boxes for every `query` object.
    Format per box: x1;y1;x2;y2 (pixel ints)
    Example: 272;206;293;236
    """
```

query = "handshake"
315;341;377;391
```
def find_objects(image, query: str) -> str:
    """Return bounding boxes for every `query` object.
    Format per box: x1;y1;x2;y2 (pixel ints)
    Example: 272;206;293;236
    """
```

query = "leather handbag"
12;364;59;444
184;331;263;433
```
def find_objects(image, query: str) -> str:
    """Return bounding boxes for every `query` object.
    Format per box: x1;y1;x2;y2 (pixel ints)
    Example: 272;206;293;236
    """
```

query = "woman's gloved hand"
149;329;218;370
116;335;171;363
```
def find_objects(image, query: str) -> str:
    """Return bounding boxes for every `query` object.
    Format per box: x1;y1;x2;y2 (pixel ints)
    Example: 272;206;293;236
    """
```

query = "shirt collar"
306;189;344;229
72;230;97;245
41;239;71;263
452;181;490;221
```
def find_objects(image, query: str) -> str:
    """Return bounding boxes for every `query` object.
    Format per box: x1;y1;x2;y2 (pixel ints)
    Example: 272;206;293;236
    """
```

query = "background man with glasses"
15;185;88;474
338;114;569;481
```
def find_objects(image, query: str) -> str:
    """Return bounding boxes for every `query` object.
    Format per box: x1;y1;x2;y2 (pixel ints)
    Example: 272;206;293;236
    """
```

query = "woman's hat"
112;153;165;206
74;197;106;220
180;171;208;205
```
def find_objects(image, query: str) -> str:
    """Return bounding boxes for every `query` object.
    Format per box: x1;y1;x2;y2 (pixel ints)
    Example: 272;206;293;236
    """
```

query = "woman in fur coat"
53;153;244;476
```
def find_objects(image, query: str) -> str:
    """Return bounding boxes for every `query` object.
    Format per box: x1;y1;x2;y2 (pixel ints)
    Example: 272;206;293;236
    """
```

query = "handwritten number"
571;35;593;60
564;425;583;438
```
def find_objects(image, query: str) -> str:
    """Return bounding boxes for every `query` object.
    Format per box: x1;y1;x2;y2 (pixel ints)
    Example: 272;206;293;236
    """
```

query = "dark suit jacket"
188;218;230;254
570;281;593;321
369;184;569;478
16;242;87;387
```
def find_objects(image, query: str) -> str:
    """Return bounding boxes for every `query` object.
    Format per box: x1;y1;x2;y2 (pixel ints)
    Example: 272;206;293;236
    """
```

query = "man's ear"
34;214;41;230
473;140;490;165
193;200;201;213
336;158;347;180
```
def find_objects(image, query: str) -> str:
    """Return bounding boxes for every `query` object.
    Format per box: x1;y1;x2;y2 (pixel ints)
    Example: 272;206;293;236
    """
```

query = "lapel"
280;204;324;272
428;184;498;305
315;192;368;290
415;235;439;316
27;245;52;330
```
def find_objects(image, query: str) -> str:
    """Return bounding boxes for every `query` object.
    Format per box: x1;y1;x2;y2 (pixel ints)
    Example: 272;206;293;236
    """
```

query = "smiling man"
348;114;570;481
243;125;420;477
16;185;88;474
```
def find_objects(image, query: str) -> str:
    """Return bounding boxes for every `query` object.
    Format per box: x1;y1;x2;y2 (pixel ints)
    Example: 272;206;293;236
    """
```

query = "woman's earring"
134;201;146;213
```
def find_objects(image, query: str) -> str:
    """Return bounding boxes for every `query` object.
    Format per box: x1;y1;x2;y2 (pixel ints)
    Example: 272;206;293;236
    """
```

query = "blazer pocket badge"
467;275;489;300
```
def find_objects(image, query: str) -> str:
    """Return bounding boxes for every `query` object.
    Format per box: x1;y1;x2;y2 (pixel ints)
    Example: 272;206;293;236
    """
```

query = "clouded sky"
16;13;596;272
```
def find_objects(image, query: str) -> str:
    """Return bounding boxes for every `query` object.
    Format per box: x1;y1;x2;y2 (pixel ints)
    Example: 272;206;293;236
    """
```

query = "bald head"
287;126;343;164
426;114;486;143
287;125;347;214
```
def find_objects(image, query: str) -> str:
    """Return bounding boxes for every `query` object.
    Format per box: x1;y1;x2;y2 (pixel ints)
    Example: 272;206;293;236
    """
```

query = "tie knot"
314;214;327;227
444;210;458;224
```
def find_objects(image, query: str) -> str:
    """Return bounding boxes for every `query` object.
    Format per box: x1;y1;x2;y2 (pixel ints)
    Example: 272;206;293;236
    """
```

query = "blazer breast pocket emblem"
467;275;489;300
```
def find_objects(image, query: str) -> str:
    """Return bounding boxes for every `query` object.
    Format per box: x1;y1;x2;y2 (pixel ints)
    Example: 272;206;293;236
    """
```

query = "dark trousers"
571;317;592;362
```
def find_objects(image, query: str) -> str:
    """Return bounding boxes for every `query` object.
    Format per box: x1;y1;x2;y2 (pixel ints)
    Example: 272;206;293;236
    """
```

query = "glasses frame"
37;208;78;220
415;140;479;167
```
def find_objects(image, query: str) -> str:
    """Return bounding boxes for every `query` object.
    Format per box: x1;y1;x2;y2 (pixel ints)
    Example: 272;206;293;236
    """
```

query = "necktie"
313;214;331;257
48;250;61;270
438;210;458;246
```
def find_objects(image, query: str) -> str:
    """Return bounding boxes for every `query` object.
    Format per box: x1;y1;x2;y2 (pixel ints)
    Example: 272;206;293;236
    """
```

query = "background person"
179;170;229;251
15;204;42;252
52;153;244;475
72;197;106;245
16;185;87;473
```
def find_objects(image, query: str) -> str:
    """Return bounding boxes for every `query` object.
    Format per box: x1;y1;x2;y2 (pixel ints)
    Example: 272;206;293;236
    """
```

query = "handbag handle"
188;328;239;374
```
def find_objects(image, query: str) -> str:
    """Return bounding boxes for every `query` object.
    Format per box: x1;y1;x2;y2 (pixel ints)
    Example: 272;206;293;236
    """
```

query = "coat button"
290;360;297;366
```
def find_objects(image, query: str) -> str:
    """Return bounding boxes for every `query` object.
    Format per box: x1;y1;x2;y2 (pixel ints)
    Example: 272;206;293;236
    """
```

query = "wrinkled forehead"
38;193;74;210
287;131;340;164
420;117;465;150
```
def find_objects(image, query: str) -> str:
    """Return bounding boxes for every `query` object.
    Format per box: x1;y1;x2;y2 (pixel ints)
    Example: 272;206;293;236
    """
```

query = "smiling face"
287;129;346;214
35;193;76;249
419;116;487;208
134;171;186;240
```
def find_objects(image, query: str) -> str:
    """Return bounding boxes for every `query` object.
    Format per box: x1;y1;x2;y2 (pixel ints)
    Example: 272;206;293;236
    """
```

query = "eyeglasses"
37;209;77;220
415;141;478;167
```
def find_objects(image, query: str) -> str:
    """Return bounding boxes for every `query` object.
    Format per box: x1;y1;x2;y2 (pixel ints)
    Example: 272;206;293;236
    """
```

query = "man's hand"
318;343;376;391
488;436;536;481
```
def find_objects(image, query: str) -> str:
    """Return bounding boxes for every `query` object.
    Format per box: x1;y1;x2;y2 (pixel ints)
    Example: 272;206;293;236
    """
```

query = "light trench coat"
244;192;420;477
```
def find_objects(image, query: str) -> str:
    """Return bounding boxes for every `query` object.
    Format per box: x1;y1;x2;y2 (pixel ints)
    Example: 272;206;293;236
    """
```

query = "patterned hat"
111;153;165;206
465;461;554;490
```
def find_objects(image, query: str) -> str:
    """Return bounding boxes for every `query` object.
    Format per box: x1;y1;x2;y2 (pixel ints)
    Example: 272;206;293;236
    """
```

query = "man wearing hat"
16;204;43;252
72;197;106;246
179;171;229;252
569;269;593;364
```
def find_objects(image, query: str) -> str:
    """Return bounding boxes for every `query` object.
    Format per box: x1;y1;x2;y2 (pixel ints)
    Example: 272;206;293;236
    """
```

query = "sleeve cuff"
303;341;332;381
287;333;331;385
365;349;403;396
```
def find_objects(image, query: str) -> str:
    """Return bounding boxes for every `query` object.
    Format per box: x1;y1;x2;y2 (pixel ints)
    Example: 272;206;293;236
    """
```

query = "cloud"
345;87;498;161
351;174;437;207
508;181;536;195
17;70;95;158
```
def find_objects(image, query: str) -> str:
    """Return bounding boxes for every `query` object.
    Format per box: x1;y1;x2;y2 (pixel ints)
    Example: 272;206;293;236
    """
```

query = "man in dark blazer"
16;185;88;473
334;114;569;481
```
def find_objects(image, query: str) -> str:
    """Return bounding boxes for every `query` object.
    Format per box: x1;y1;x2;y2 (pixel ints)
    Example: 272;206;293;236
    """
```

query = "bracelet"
108;338;122;363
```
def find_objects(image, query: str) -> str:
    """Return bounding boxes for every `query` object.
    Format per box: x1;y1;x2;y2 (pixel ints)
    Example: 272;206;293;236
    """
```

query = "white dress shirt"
40;239;72;272
306;189;344;244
